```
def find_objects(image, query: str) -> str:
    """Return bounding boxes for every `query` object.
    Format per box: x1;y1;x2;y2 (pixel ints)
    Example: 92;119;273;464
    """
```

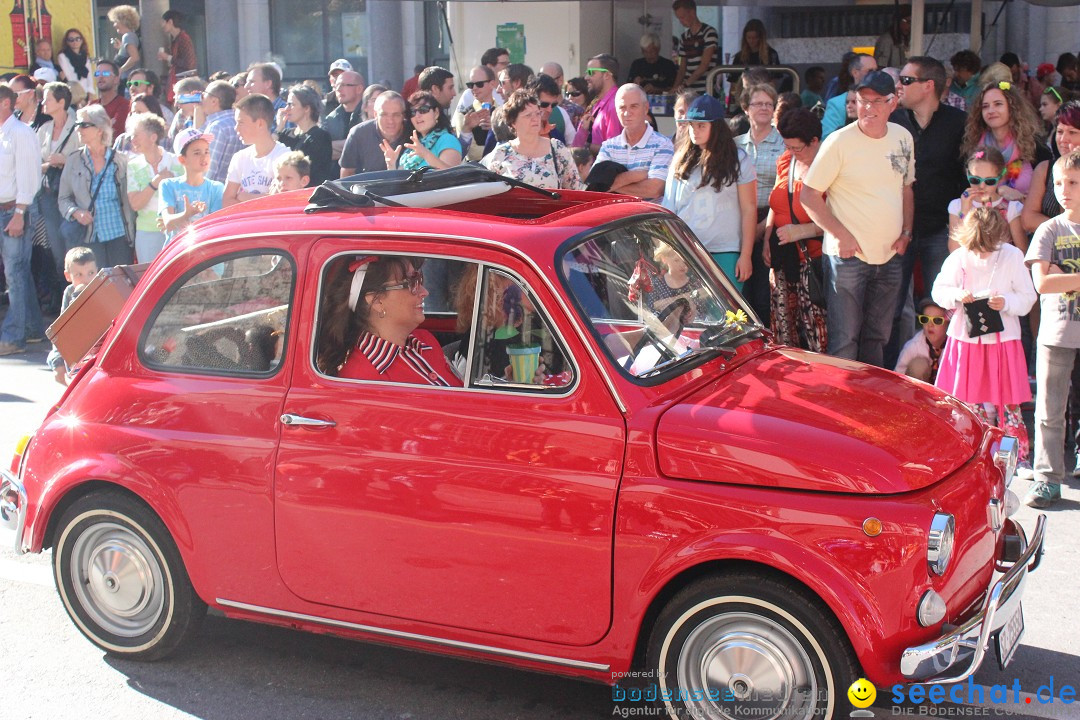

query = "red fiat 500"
0;170;1045;720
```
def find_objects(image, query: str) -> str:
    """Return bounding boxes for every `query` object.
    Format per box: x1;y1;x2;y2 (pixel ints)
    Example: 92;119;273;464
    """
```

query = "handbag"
785;163;827;308
61;150;115;245
964;296;1004;337
41;122;78;195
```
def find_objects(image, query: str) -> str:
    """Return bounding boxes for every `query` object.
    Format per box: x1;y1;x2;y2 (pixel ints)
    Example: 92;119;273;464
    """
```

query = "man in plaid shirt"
201;81;244;183
594;84;674;202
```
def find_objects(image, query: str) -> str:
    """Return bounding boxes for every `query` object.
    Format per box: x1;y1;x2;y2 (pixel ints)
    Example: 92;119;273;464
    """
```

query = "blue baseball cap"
678;94;724;122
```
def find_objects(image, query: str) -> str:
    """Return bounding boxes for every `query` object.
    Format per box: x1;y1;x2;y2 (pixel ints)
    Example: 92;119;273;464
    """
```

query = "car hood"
656;348;982;494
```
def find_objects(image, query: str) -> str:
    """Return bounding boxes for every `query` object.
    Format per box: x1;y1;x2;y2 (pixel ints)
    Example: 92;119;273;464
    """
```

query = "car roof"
177;186;668;260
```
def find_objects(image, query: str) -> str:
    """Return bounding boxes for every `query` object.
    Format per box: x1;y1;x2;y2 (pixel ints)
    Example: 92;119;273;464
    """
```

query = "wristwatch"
14;208;25;215
900;229;912;238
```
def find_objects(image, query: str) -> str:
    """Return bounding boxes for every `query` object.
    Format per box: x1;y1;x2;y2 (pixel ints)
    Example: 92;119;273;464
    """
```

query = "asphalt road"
1;334;1077;720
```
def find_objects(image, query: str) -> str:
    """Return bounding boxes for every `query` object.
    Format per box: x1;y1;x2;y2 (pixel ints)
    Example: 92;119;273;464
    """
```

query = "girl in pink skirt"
932;207;1038;459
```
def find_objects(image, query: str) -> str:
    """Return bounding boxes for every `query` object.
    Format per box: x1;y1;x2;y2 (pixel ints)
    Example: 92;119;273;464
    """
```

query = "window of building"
269;0;368;85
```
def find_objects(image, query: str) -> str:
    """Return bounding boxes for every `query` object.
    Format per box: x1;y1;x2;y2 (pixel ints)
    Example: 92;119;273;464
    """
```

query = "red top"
768;150;825;258
338;329;463;387
97;93;129;144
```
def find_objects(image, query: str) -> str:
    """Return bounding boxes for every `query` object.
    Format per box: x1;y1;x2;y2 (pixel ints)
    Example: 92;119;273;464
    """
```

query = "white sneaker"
1015;463;1035;481
1072;456;1080;478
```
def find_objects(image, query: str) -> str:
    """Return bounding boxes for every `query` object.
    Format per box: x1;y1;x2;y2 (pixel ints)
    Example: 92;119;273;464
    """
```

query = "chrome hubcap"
677;611;818;720
70;522;165;637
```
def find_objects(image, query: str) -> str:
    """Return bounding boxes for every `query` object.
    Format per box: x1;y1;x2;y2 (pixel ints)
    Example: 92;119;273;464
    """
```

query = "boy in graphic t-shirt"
223;93;288;206
1024;150;1080;507
160;128;225;241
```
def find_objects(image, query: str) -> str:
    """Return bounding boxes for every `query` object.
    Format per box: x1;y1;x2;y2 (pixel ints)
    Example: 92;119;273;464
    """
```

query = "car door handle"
280;414;337;428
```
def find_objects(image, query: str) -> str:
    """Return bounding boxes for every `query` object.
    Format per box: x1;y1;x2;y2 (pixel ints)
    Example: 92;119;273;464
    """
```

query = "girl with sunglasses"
894;298;948;383
382;91;461;171
317;255;461;386
948;146;1029;252
931;207;1037;464
57;28;94;100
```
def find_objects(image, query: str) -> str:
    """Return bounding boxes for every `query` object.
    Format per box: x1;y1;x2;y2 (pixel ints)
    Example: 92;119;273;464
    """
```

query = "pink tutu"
935;338;1031;407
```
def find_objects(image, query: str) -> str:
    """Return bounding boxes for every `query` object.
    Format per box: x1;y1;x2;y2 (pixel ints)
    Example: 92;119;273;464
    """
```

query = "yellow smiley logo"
847;678;877;708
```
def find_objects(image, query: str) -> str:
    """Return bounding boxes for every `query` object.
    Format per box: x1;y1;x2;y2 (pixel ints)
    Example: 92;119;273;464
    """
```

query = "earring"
379;310;386;318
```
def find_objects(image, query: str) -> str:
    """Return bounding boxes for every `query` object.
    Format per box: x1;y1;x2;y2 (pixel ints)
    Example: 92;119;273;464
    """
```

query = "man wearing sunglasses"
885;56;967;367
90;59;128;141
452;66;499;162
572;54;620;153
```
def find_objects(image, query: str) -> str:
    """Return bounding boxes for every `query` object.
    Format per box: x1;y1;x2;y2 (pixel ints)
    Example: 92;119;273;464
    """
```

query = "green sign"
496;23;526;64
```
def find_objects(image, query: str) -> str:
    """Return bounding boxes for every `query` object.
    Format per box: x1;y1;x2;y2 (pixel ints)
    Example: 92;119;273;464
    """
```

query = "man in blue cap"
800;70;915;367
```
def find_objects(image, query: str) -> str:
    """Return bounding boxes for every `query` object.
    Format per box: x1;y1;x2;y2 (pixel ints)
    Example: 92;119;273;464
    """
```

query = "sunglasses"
1045;86;1063;103
128;79;151;87
967;171;1005;186
917;315;946;326
94;70;114;78
74;121;95;129
585;68;610;75
898;75;931;86
538;101;556;109
464;81;487;90
565;91;583;99
65;36;82;42
410;104;435;115
380;270;425;295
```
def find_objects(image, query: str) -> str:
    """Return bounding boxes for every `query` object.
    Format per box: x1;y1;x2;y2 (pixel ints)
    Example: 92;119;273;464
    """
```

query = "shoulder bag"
42;122;78;195
784;164;827;308
60;150;115;246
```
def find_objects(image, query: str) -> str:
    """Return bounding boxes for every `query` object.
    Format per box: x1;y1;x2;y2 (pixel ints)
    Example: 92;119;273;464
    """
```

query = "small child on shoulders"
160;128;225;242
47;247;98;385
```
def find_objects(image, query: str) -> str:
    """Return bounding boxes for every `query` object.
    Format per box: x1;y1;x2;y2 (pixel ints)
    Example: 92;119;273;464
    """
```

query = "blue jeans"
824;253;903;367
885;226;952;368
0;208;44;346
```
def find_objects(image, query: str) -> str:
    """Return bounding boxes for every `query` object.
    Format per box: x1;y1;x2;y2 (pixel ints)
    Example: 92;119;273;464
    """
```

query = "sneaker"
25;336;44;344
0;341;25;356
1016;462;1035;481
1072;456;1080;478
1024;481;1062;508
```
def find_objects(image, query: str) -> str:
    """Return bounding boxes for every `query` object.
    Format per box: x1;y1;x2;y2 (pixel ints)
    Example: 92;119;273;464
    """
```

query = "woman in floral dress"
482;90;583;190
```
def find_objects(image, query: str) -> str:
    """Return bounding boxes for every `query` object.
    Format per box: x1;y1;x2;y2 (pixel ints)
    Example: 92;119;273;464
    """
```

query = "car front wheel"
646;573;859;720
53;490;206;661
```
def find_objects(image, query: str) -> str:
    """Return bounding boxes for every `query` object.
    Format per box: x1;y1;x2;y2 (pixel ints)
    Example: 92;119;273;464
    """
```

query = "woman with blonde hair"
107;5;141;79
733;19;778;67
961;80;1050;198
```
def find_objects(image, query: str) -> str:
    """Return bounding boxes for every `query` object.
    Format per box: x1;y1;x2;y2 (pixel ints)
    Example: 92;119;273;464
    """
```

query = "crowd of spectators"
3;1;1080;508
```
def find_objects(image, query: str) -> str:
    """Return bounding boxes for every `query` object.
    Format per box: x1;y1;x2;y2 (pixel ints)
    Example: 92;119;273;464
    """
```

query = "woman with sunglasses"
961;80;1049;199
9;75;44;129
383;91;461;171
948;146;1028;251
317;255;462;386
561;78;589;129
278;84;333;186
57;28;93;100
895;298;948;383
482;90;582;190
1023;100;1080;233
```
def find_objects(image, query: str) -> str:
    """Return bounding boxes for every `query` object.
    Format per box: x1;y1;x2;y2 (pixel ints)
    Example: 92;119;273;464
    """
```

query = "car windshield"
559;217;763;379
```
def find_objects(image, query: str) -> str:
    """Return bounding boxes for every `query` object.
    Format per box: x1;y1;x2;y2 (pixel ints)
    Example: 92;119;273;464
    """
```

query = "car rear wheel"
646;573;859;720
53;490;206;661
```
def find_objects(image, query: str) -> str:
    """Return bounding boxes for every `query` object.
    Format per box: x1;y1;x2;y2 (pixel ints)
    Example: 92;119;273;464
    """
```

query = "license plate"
995;603;1024;669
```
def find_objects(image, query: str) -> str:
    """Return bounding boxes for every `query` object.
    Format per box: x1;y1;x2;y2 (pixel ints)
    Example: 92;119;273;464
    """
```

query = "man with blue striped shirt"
595;84;674;202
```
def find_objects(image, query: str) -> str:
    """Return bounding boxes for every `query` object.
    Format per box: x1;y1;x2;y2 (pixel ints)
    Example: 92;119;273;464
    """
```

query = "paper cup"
507;345;541;383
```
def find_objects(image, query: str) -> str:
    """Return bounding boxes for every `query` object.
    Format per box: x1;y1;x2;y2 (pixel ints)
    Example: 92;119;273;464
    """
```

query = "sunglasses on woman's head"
1045;86;1063;103
380;270;425;295
918;315;946;326
967;171;1005;186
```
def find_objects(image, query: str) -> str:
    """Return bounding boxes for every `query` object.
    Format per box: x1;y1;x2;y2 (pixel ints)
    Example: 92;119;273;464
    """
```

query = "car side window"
458;267;574;390
140;252;294;375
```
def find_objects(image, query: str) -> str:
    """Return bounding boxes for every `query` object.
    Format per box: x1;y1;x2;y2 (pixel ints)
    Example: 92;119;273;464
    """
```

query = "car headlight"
994;436;1018;488
917;589;947;627
927;513;955;576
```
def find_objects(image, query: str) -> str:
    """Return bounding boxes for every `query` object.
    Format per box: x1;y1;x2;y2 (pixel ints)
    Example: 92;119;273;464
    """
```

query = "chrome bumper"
0;467;27;555
900;514;1046;683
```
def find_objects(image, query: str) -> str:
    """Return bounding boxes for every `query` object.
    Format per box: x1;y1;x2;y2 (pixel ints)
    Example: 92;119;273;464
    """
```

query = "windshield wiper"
698;322;767;352
636;345;726;378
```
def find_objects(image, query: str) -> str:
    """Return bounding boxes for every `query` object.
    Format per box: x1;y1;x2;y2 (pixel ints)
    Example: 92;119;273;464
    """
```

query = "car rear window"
139;252;295;376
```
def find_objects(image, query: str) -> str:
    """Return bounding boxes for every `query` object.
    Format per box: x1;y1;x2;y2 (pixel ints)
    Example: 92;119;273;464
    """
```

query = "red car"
0;170;1045;720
